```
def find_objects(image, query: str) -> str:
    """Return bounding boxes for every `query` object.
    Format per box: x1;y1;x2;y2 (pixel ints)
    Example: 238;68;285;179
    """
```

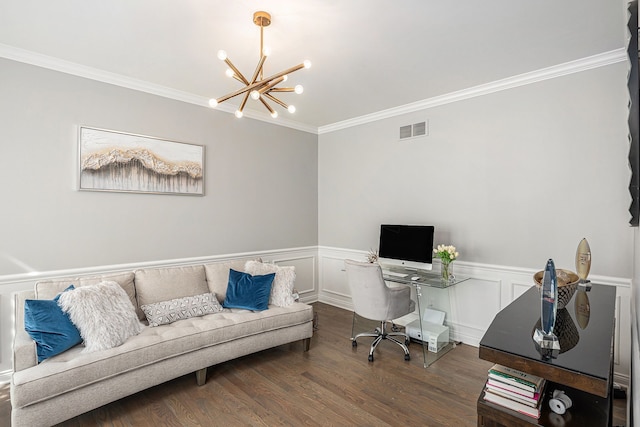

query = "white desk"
382;267;468;367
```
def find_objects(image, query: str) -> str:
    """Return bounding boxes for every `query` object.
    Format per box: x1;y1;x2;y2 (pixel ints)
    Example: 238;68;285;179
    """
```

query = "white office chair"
345;259;416;362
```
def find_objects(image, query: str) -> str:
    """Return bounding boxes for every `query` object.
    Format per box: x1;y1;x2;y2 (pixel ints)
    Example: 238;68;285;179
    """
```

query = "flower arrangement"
434;244;459;282
433;244;459;263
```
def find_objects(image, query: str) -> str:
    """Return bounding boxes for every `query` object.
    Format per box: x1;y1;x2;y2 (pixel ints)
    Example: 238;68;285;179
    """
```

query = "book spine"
487;372;536;392
486;378;536;398
484;385;539;407
488;370;538;390
483;390;540;419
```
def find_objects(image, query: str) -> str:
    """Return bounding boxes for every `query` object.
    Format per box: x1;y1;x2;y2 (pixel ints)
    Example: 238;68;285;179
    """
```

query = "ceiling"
0;0;626;132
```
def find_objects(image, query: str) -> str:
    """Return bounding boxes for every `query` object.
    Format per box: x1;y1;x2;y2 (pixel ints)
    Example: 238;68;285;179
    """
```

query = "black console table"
477;284;616;427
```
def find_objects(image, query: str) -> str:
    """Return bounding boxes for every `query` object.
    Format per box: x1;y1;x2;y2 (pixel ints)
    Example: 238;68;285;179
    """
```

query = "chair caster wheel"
352;340;357;347
404;354;411;361
368;354;374;362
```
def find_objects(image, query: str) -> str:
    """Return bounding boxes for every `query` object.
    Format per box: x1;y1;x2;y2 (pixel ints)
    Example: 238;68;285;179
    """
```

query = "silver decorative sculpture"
533;258;560;359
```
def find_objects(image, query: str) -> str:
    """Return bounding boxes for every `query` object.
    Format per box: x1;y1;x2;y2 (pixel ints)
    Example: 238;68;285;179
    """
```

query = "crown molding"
0;43;318;135
317;48;627;135
0;44;625;136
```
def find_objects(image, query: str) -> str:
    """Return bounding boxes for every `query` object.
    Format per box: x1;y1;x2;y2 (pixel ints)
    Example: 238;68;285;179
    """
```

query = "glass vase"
441;261;453;284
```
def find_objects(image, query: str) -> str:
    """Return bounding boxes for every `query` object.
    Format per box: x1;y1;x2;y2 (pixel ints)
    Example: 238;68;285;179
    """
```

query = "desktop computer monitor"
378;224;435;271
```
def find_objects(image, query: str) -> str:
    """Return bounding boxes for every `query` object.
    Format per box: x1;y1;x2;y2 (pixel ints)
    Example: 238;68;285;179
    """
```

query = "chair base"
352;320;410;362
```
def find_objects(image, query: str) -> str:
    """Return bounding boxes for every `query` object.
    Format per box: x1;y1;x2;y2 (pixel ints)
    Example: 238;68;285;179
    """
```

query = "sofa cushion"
245;261;296;307
223;269;274;311
34;272;142;320
135;265;208;308
24;286;82;363
58;281;144;353
203;259;253;302
11;303;313;409
141;292;224;327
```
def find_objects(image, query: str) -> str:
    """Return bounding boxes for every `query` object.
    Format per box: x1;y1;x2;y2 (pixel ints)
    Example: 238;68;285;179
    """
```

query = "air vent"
413;122;426;137
399;121;428;140
399;125;412;139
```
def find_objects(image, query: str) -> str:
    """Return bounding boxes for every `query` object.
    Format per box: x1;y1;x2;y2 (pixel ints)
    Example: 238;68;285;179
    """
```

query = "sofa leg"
303;337;311;352
196;367;207;386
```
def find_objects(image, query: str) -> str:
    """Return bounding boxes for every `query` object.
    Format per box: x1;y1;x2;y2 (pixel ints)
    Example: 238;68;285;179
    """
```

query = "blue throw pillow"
222;269;275;311
24;285;82;363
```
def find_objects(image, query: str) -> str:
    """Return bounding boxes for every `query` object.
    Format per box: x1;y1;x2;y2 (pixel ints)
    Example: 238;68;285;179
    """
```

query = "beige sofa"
10;258;314;427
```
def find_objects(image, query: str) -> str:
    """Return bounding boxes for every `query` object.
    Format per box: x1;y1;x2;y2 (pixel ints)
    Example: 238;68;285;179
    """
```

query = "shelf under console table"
477;283;616;427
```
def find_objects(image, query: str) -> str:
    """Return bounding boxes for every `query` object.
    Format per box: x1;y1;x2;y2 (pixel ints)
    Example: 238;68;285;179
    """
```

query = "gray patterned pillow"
141;292;224;327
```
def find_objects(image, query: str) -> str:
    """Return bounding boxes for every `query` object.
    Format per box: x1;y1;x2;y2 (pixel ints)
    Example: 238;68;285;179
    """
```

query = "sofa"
10;258;314;427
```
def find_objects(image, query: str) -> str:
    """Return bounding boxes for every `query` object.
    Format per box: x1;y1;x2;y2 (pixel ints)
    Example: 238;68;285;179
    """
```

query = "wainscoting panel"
449;278;501;346
272;254;316;299
318;254;352;309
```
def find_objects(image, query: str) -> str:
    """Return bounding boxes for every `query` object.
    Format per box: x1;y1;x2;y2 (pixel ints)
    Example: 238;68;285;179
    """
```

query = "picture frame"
78;126;204;196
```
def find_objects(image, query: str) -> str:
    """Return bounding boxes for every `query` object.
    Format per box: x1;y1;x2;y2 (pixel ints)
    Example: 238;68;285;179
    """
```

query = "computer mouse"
411;276;419;281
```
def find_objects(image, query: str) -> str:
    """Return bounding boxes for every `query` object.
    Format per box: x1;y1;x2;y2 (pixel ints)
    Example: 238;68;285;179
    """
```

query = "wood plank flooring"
0;302;627;426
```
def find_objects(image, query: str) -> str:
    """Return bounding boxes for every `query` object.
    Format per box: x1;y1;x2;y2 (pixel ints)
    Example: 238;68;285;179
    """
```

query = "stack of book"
482;364;546;419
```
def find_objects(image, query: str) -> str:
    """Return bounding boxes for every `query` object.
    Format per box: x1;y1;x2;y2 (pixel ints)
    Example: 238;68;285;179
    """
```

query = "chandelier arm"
264;93;289;109
224;58;249;84
215;81;263;104
258;76;285;95
258;63;306;87
215;64;305;104
269;87;295;93
249;55;268;85
238;91;251;113
258;97;276;116
216;89;248;104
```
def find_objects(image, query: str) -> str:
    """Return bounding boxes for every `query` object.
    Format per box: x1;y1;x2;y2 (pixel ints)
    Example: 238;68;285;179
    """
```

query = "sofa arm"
12;290;37;372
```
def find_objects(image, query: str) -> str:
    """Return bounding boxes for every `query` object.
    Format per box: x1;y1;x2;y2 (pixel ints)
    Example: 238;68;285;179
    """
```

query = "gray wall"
0;58;318;275
318;62;631;277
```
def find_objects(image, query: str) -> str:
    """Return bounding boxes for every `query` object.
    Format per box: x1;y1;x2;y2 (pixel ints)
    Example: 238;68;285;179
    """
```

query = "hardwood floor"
0;302;627;426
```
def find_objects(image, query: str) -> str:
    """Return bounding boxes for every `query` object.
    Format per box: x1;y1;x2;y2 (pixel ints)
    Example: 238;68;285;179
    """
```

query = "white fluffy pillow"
58;281;144;353
244;260;296;307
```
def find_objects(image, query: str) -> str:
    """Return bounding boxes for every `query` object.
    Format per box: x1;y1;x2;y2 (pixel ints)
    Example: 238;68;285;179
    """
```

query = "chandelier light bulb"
250;90;260;100
303;60;312;69
234;110;243;118
288;105;296;113
282;75;288;82
225;68;234;78
217;50;227;61
294;85;304;94
271;111;278;118
262;46;271;57
208;99;218;108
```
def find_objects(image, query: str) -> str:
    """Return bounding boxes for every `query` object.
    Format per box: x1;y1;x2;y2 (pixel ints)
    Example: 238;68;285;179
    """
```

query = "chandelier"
209;11;311;119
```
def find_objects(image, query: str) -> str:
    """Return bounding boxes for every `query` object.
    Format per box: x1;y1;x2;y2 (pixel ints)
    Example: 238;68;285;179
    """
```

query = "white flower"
434;244;459;262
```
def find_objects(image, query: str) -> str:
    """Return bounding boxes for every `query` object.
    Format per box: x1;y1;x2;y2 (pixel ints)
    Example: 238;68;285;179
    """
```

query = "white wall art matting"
78;127;204;195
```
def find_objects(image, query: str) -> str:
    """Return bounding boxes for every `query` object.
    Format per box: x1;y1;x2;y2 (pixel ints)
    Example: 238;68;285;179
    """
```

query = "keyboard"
383;270;408;278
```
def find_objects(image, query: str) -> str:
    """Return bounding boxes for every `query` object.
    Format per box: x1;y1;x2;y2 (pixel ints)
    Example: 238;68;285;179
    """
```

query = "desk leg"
415;284;429;368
